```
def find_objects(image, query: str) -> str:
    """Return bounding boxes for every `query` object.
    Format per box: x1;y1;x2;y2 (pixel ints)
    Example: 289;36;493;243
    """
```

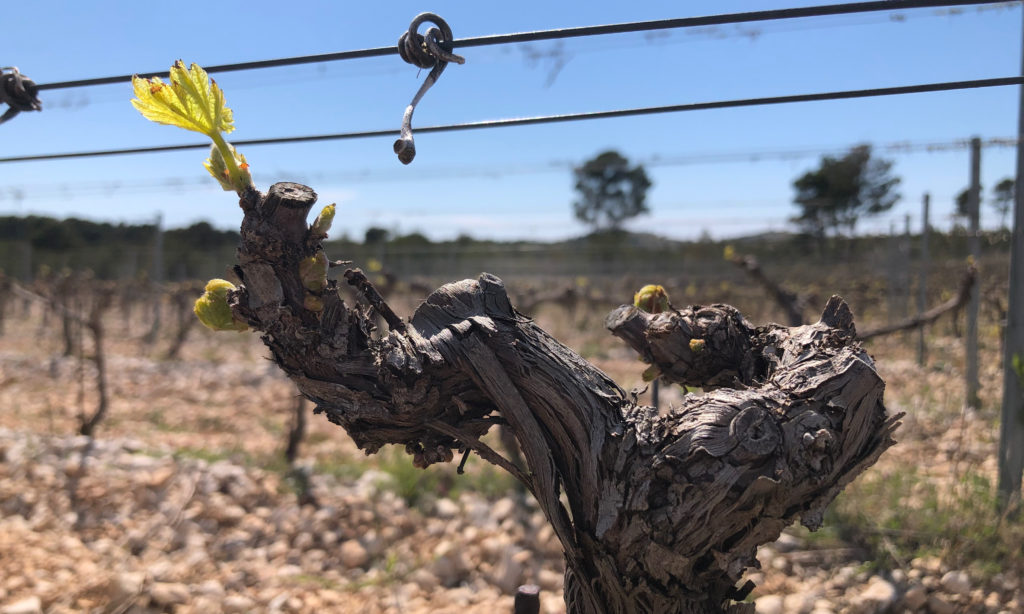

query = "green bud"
689;338;705;353
299;251;328;292
641;364;661;382
203;142;253;194
311;204;336;238
633;284;670;314
194;279;248;332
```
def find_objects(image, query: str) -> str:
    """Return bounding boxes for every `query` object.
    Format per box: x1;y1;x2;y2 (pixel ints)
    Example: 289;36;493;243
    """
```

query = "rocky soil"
0;294;1021;613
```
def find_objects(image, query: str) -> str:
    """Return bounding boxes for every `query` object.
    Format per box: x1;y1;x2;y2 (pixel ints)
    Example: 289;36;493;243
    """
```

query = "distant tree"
572;151;652;232
791;145;900;242
390;231;432;247
954;187;971;221
954;182;988;228
364;226;390;245
992;177;1014;229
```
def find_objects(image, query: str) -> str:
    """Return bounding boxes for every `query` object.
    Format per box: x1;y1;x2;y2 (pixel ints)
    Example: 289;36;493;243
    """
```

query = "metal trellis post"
966;137;981;409
997;6;1024;508
918;193;930;366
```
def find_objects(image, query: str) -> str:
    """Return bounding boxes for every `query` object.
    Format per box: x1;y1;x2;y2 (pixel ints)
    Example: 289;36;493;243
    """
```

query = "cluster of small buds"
406;441;455;469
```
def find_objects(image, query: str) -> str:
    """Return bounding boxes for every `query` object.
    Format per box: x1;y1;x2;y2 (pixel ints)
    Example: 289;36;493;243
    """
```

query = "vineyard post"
887;221;899;325
998;9;1024;508
144;213;164;344
902;213;912;332
966;136;981;409
18;240;32;282
918;193;930;366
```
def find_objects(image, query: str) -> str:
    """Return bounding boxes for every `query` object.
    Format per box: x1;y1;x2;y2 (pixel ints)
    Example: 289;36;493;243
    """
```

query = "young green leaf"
131;61;252;195
131;60;233;137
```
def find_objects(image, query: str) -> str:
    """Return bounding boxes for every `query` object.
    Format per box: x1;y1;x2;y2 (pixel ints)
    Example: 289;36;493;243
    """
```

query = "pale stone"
940;570;971;596
222;595;255;613
755;594;784;614
107;572;145;603
190;596;221;613
339;539;369;569
489;547;525;594
149;582;190;607
774;532;802;552
851;576;897;612
434;498;460;519
292;531;313;551
985;591;1002;608
0;596;42;614
538;568;563;591
926;594;956;614
409;568;438;591
783;591;816;613
431;541;469;587
490;497;517;523
902;585;928;610
195;580;224;597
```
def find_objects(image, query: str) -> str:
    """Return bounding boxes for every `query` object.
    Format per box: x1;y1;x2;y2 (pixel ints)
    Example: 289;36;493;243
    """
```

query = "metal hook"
394;13;464;164
0;67;42;126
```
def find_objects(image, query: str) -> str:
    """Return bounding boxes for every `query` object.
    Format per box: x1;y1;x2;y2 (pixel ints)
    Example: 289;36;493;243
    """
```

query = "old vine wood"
226;182;900;614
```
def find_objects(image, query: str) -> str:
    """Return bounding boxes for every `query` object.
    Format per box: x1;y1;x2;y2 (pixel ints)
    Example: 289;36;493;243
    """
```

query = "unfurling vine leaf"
131;61;233;135
131;61;253;195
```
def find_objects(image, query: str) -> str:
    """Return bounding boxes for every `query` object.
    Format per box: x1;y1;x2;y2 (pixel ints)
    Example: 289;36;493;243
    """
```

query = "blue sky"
1;1;1021;241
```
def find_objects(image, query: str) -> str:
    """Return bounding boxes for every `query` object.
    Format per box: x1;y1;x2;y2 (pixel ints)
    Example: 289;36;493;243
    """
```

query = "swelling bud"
310;204;336;238
299;252;329;292
634;284;670;314
194;279;248;332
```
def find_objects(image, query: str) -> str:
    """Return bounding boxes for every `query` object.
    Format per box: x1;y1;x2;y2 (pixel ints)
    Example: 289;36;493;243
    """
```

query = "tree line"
1;144;1015;279
571;146;1016;243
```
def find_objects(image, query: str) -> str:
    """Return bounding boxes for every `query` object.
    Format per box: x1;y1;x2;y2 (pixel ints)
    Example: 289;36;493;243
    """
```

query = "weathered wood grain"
225;183;899;613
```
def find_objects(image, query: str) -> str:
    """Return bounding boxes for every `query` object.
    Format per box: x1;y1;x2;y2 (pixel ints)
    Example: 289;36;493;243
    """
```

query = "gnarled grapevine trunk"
227;183;899;614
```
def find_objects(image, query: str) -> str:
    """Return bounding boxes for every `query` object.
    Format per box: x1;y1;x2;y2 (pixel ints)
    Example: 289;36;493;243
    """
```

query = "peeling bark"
225;183;899;613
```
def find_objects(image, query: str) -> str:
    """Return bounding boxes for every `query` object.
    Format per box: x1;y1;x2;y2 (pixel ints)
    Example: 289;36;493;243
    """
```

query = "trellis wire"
2;77;1021;164
31;0;1006;91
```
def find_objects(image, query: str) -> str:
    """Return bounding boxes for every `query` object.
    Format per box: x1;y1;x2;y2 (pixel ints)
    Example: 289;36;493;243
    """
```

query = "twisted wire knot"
0;67;42;125
397;13;464;69
394;13;464;164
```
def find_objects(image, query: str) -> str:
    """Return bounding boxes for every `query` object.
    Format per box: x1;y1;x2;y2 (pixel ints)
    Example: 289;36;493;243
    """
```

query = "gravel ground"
1;298;1021;613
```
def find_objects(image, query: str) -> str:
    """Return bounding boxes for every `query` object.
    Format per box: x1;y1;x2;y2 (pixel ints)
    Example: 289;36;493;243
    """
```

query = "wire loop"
394;13;465;165
0;67;42;125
